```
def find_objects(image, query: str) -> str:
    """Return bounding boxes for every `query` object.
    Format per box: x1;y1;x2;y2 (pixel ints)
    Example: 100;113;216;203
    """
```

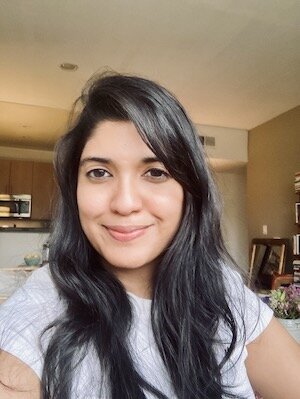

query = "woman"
0;73;299;399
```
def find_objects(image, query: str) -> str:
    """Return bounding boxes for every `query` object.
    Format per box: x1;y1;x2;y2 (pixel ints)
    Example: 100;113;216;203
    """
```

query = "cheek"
77;185;106;220
148;185;184;222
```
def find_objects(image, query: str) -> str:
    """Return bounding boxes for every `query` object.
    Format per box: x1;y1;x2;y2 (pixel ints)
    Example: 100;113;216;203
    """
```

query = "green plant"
269;284;300;319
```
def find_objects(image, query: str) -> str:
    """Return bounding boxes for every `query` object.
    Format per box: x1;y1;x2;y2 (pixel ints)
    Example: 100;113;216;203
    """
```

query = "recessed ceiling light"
59;63;78;71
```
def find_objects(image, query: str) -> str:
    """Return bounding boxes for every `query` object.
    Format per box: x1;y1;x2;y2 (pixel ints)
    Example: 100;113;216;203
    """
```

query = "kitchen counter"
0;218;50;232
0;266;39;271
0;227;50;232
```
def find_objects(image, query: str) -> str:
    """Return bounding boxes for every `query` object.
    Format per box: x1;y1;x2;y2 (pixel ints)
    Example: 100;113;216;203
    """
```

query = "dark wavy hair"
42;73;242;398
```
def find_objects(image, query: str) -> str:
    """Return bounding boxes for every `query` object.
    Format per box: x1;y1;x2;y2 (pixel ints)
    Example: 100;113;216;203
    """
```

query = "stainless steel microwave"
0;194;31;218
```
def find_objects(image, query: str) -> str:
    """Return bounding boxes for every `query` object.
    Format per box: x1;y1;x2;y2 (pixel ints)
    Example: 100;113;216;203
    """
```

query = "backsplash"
0;231;49;268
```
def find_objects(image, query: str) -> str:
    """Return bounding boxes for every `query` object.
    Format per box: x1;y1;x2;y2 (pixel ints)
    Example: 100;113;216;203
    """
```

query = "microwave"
0;194;31;218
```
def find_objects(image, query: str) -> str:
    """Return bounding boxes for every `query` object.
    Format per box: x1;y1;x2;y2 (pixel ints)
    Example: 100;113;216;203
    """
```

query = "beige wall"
0;146;53;162
216;168;249;271
247;106;300;258
196;124;248;164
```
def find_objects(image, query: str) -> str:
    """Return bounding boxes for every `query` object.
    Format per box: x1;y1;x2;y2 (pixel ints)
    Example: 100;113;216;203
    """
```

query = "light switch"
263;225;268;235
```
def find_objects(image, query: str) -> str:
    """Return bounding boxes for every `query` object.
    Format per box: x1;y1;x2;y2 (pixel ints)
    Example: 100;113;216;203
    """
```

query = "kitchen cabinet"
0;158;56;221
31;162;56;220
10;160;33;194
0;159;12;193
0;159;33;194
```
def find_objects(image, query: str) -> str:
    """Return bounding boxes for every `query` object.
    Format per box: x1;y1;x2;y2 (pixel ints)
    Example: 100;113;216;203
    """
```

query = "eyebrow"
79;157;110;166
142;157;161;163
79;156;161;166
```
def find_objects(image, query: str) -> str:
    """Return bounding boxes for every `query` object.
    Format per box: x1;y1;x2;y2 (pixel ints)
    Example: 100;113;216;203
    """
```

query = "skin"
1;120;300;398
245;317;300;398
0;350;40;398
76;120;184;298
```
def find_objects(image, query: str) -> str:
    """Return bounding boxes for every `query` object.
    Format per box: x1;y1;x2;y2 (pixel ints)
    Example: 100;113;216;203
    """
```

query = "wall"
196;124;249;269
247;106;300;254
196;124;248;165
0;146;53;162
0;232;49;268
216;168;249;271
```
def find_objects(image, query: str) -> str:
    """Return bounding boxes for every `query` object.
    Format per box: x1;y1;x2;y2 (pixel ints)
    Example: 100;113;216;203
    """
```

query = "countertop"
0;227;50;232
0;218;50;232
0;266;39;271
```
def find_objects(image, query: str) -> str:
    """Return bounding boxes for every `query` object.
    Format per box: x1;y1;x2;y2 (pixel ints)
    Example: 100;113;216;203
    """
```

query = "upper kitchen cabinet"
0;158;56;221
31;162;56;220
0;159;33;194
10;160;33;194
0;159;11;193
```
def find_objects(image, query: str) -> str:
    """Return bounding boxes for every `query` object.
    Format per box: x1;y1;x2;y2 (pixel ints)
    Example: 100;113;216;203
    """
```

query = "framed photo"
248;238;289;291
296;202;300;224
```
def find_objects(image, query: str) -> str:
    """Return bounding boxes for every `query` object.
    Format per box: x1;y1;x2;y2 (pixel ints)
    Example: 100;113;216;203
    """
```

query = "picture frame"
296;202;300;224
248;238;290;291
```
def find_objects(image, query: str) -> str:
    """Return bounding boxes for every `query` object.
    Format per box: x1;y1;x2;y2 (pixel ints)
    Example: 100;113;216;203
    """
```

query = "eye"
144;168;170;181
86;168;111;179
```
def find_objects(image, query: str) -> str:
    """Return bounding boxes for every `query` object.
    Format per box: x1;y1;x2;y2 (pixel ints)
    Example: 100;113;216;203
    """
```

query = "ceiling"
0;0;299;150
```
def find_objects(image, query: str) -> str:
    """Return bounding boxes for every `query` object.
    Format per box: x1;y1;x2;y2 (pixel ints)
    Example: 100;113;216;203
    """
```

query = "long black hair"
43;73;243;398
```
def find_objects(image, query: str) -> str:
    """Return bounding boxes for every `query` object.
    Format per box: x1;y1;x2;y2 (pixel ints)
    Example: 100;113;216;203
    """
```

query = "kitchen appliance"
0;194;31;218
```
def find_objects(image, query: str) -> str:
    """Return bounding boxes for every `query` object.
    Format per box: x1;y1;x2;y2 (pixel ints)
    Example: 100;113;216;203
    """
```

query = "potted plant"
268;284;300;342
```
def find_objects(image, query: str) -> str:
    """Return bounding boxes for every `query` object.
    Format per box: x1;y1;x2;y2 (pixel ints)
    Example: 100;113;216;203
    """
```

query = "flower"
268;284;300;319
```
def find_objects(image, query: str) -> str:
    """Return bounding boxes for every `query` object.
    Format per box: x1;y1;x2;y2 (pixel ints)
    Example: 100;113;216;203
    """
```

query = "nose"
110;177;143;215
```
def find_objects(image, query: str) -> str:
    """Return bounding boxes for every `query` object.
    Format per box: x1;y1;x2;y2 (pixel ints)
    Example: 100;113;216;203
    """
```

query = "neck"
105;263;155;299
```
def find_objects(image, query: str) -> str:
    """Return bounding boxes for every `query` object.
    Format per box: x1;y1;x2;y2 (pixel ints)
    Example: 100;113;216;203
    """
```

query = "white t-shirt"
0;265;273;398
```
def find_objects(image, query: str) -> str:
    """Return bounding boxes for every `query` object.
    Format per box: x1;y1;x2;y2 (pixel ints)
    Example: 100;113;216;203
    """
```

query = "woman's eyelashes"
86;168;111;179
85;166;171;182
143;168;171;181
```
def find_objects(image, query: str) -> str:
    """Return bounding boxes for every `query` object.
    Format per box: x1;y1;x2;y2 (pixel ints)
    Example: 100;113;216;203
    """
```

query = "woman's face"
77;120;184;283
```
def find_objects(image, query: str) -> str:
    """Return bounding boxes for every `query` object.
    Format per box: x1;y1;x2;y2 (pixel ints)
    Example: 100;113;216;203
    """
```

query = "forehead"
81;120;154;158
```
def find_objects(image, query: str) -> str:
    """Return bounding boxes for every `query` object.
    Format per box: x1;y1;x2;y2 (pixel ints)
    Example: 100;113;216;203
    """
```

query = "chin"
102;254;156;272
107;261;151;271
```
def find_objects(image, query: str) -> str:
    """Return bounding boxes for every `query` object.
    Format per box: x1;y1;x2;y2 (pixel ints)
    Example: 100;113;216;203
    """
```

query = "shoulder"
0;265;64;379
20;264;57;301
245;317;300;399
221;265;273;344
0;265;62;328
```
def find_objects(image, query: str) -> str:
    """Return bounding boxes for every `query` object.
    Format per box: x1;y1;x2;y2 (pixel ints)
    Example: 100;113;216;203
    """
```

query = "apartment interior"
0;1;299;275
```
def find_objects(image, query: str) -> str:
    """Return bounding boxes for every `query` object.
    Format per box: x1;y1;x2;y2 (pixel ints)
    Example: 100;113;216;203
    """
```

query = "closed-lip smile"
104;225;150;242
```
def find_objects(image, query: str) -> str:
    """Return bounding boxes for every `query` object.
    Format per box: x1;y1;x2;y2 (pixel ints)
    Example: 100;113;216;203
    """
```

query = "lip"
104;225;150;242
